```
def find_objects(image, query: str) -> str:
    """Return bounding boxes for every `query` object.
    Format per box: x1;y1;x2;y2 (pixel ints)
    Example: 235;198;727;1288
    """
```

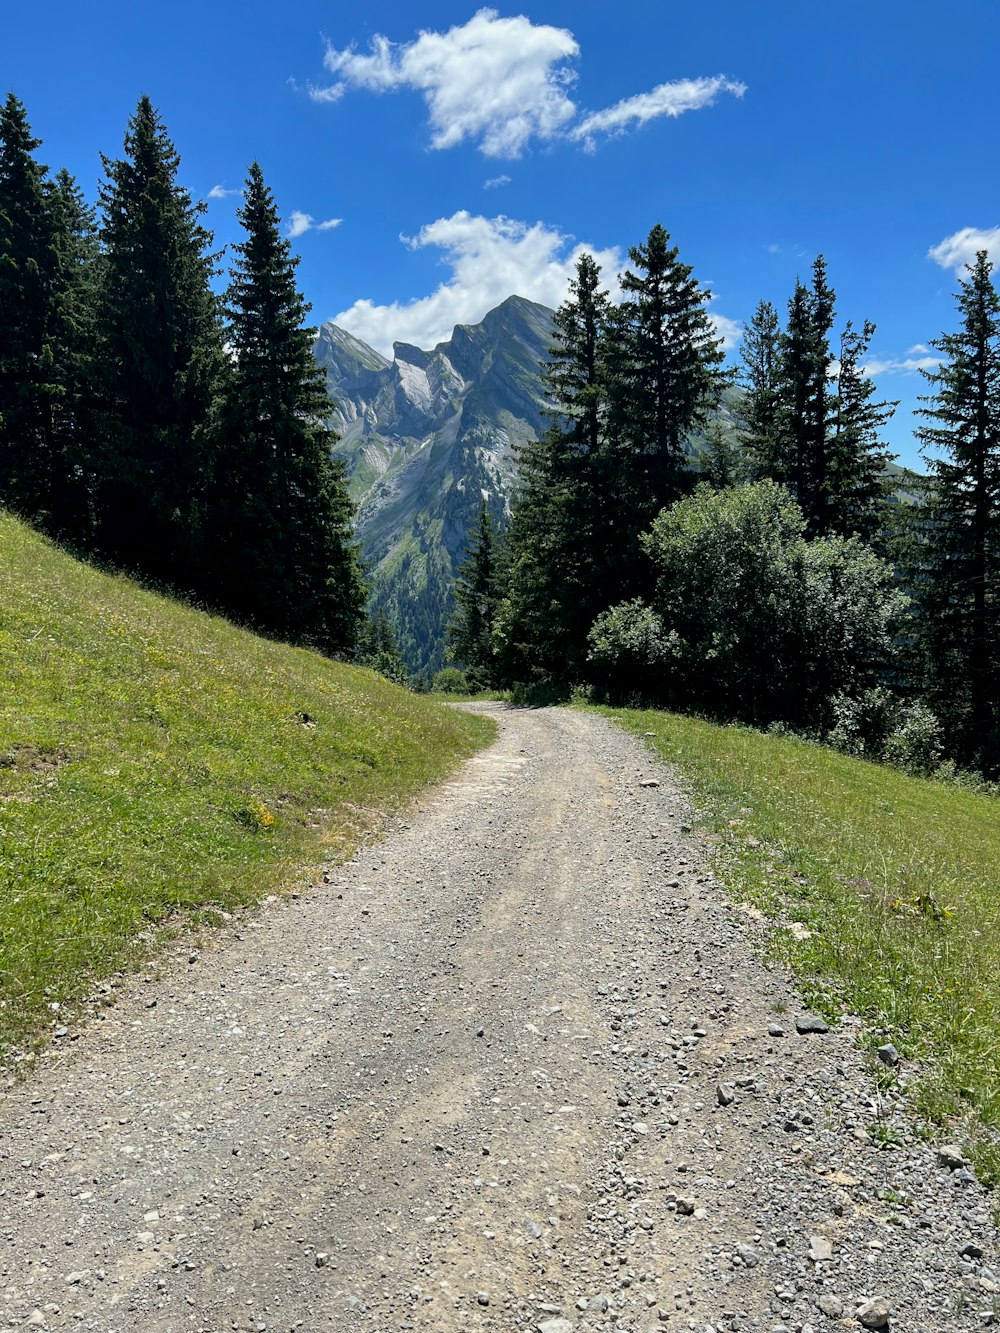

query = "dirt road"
2;705;996;1332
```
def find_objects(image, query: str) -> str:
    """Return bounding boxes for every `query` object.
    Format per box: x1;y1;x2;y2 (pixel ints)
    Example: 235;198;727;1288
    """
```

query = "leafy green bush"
588;482;907;728
828;688;943;776
587;598;674;699
432;666;471;694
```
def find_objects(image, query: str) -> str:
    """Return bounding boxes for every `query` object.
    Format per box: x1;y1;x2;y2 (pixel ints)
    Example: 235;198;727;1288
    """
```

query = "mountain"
315;295;556;677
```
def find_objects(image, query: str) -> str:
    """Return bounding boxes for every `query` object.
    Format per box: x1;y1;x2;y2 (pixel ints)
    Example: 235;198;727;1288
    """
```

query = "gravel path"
2;704;997;1333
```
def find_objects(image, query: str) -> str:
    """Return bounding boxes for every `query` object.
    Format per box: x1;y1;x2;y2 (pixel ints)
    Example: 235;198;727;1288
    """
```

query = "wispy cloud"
861;354;941;378
207;184;242;200
572;75;746;149
287;211;342;239
311;8;744;159
332;211;621;354
928;226;1000;273
484;174;511;190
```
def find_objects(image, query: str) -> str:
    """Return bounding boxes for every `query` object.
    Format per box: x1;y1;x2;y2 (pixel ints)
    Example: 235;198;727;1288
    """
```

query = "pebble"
856;1297;891;1329
795;1014;830;1034
937;1143;966;1169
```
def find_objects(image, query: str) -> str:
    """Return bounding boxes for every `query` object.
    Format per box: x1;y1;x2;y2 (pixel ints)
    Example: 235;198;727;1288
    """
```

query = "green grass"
599;706;1000;1174
0;514;494;1062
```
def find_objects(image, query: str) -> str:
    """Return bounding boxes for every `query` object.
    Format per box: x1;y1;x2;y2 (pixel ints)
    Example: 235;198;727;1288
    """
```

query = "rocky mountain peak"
313;296;556;675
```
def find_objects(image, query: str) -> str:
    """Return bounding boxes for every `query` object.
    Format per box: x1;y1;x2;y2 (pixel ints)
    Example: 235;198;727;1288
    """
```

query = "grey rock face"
314;296;555;675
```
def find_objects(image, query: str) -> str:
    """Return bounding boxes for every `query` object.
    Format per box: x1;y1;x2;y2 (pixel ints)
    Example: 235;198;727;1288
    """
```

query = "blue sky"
5;1;1000;470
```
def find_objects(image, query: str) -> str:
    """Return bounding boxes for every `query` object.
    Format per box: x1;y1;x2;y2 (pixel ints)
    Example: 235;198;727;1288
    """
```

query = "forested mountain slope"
315;296;555;676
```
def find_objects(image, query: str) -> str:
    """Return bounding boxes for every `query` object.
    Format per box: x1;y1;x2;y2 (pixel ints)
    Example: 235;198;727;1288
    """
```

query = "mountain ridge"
315;295;556;676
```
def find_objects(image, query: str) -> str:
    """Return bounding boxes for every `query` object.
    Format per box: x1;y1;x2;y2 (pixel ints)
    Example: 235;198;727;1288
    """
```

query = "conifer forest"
3;93;999;778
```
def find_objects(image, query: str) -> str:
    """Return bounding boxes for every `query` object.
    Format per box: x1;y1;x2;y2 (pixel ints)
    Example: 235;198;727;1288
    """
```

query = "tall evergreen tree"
736;298;783;481
0;96;60;523
776;258;836;535
755;257;895;540
447;500;500;687
915;250;1000;771
208;160;365;655
495;254;613;681
0;98;96;538
91;96;223;584
829;319;897;543
606;223;725;531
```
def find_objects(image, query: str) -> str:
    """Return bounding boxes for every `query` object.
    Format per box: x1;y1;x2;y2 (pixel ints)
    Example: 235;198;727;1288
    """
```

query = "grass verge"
599;706;1000;1183
0;514;494;1064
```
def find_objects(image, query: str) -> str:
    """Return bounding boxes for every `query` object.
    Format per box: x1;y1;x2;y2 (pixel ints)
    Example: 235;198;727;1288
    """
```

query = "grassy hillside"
603;707;1000;1179
0;514;494;1062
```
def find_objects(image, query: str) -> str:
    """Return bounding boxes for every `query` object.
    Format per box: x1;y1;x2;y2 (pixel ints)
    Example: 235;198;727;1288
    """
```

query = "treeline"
450;226;1000;779
0;93;365;656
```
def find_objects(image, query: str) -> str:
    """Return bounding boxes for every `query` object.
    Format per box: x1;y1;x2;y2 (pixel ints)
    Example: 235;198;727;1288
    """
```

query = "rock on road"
2;705;997;1332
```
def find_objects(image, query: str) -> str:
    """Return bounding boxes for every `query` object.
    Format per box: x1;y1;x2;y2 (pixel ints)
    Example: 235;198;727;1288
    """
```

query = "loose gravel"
1;704;996;1332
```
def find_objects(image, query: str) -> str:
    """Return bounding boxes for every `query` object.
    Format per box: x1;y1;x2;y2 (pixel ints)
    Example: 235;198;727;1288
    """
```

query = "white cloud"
312;9;744;158
710;311;742;351
484;174;511;190
287;211;342;239
861;354;941;378
928;226;1000;273
316;9;578;158
573;75;746;147
332;209;741;360
332;211;621;355
207;184;241;200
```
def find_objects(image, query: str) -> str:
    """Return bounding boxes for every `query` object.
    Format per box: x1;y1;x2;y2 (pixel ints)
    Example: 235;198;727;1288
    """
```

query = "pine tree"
736;299;784;479
0;99;96;539
208;160;365;655
0;95;59;521
91;96;223;585
447;501;499;687
606;223;725;529
829;319;897;543
495;254;613;682
776;258;836;535
355;611;409;685
915;250;1000;771
699;418;746;489
760;257;895;540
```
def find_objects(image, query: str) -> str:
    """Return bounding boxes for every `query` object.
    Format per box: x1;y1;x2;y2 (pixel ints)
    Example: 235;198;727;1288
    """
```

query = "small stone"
736;1243;759;1268
809;1234;833;1262
588;1295;610;1313
65;1270;90;1285
937;1144;965;1170
539;1320;574;1333
817;1295;844;1318
959;1240;984;1260
25;1311;47;1328
768;1023;785;1037
717;1082;736;1107
876;1043;900;1066
675;1196;696;1216
314;1252;328;1268
795;1014;830;1034
639;779;660;788
856;1297;891;1329
476;1292;489;1306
